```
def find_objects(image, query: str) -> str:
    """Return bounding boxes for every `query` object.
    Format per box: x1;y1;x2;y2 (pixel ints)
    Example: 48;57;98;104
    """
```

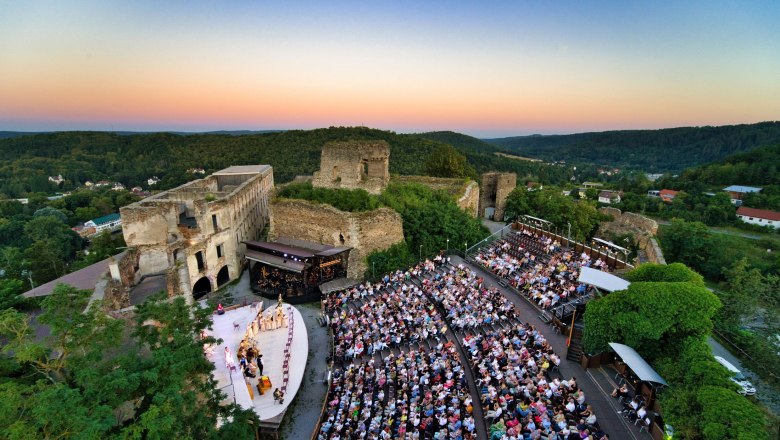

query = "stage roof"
244;241;316;258
578;267;630;292
274;236;332;252
245;250;307;273
316;246;352;257
609;343;669;387
244;238;351;259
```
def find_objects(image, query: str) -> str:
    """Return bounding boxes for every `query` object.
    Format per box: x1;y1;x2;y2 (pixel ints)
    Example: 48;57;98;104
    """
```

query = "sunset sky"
1;0;778;137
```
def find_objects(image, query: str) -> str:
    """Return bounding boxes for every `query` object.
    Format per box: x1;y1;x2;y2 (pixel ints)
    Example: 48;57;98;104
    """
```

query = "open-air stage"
206;302;308;427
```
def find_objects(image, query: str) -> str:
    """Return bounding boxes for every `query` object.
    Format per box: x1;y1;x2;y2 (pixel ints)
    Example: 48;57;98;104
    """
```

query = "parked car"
714;356;756;396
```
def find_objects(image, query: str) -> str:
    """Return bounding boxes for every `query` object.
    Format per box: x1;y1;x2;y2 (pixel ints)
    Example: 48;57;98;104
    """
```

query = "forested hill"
416;131;499;154
0;127;572;197
665;143;780;187
485;121;780;172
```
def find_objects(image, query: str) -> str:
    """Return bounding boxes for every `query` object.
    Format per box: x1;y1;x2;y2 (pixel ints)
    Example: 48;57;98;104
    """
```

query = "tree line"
0;127;576;199
486;121;780;173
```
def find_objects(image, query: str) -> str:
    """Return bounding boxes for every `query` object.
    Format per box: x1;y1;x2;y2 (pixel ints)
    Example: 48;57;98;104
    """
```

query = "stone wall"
269;199;404;278
459;182;480;217
478;172;517;220
598;207;666;265
312;140;390;195
100;250;137;311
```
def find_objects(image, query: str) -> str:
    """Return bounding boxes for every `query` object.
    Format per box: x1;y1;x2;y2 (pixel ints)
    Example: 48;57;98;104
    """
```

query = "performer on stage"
224;346;235;370
276;305;286;328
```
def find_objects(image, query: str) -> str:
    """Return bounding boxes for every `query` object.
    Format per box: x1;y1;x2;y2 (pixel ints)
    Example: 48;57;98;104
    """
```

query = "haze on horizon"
1;0;779;138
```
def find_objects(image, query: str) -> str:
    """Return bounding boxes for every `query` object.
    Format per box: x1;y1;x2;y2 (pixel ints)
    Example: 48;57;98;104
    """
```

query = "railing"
465;223;514;257
477;221;635;270
280;305;295;394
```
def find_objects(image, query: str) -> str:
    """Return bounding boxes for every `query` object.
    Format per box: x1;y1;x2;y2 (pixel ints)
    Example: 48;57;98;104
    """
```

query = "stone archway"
216;265;230;287
192;276;212;300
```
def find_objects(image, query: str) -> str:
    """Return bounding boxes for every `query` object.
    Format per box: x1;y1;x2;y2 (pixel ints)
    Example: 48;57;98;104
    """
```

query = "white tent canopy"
578;266;630;292
609;342;669;386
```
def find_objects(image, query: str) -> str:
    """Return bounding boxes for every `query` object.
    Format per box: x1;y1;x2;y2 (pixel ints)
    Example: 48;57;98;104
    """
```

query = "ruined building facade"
121;165;274;299
269;199;404;279
478;172;517;221
312;140;390;195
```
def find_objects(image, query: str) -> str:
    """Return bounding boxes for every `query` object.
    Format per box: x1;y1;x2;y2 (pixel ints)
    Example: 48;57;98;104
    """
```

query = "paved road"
481;219;508;234
707;335;780;417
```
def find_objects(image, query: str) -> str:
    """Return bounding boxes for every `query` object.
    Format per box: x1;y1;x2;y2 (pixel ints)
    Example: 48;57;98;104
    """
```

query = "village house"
659;189;679;203
723;185;762;206
598;190;622;204
736;206;780;229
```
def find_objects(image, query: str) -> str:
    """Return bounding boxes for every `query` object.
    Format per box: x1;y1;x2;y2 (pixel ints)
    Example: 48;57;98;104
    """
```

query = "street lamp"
446;238;449;254
464;242;468;256
567;222;572;244
419;244;423;261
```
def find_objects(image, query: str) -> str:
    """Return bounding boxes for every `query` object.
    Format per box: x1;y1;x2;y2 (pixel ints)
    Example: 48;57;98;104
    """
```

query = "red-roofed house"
659;189;679;203
736;207;780;229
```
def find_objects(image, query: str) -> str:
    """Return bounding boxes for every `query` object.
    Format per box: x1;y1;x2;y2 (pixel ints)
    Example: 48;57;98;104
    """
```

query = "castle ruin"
478;172;517;221
312;140;390;195
120;165;274;300
268;199;404;279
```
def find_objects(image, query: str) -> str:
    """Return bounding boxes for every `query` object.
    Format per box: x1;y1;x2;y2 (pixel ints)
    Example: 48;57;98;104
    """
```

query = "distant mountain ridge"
0;129;285;139
485;121;780;173
0;127;569;198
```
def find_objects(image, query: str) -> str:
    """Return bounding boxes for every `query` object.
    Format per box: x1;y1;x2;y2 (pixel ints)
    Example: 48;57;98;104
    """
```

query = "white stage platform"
207;302;308;422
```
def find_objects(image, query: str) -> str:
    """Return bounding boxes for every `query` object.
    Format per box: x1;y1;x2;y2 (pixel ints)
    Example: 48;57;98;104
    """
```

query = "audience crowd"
318;245;611;440
318;344;476;440
420;265;517;331
475;231;609;312
324;266;448;364
461;321;608;440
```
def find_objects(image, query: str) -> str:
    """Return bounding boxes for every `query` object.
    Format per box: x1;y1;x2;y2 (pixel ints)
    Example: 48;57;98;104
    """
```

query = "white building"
85;213;122;233
147;176;160;186
736;207;780;229
48;174;64;185
598;190;622;205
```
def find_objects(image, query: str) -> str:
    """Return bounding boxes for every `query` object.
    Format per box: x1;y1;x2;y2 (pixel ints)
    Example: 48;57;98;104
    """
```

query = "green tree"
503;187;533;221
717;258;763;327
0;279;25;310
624;262;704;285
33;206;68;223
582;280;720;358
659;219;713;272
696;386;769;439
423;145;477;179
0;286;259;439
